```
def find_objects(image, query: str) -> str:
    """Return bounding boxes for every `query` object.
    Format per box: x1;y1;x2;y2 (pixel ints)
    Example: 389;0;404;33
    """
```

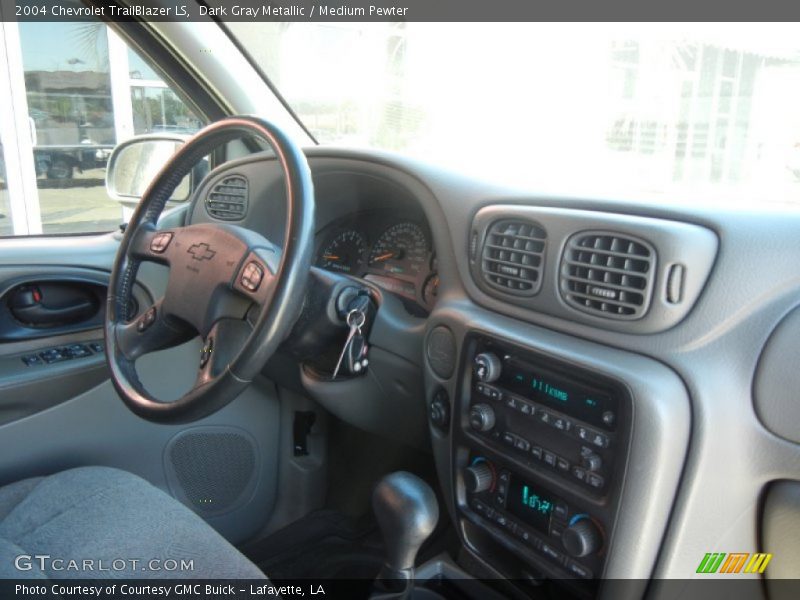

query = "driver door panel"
0;232;282;543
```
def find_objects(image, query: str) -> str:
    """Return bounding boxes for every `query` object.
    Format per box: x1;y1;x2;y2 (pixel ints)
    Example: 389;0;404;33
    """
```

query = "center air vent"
205;175;248;221
560;231;655;319
480;220;546;296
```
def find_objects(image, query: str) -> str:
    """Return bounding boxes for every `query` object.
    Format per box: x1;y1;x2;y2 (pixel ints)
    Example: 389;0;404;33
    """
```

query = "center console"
452;333;632;596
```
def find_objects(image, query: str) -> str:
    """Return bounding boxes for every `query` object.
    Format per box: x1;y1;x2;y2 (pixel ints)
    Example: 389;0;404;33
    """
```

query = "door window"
0;21;204;236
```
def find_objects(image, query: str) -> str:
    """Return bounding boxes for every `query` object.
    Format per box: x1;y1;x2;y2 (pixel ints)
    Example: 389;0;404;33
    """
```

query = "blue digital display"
507;476;556;533
499;359;616;431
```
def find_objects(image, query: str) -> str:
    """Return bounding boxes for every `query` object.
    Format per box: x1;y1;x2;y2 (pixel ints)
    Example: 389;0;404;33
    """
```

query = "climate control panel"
463;455;603;579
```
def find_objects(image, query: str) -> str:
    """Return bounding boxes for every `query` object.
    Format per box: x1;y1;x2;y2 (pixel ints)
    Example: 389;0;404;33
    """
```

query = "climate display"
506;476;557;533
499;358;616;430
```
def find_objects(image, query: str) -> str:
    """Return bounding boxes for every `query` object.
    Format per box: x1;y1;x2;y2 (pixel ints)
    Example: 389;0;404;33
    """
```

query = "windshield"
227;23;800;203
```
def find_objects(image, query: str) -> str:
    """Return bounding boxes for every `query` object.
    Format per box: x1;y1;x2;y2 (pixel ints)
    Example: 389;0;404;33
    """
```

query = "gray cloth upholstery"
0;466;266;579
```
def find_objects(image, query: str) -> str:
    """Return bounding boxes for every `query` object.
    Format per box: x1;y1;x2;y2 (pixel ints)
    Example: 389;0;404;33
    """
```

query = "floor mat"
246;509;384;579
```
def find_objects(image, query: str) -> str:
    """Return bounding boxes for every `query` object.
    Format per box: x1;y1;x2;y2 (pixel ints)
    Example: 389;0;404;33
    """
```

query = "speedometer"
317;229;367;274
368;222;429;277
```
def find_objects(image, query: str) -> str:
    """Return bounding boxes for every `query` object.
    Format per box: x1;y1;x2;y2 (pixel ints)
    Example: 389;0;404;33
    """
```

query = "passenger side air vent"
205;175;248;221
480;220;546;296
560;232;655;319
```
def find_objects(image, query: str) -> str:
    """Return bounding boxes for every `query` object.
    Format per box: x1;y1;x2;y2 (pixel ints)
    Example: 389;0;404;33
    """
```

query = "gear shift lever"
372;472;439;598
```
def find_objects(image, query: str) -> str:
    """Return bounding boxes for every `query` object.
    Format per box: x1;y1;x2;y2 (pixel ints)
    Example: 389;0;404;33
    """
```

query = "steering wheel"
104;116;314;423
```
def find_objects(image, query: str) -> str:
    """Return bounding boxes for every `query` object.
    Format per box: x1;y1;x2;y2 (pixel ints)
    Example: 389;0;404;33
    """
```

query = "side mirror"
105;135;202;210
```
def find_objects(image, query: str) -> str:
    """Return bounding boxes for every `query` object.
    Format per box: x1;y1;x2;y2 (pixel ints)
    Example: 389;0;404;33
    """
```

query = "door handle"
8;284;99;328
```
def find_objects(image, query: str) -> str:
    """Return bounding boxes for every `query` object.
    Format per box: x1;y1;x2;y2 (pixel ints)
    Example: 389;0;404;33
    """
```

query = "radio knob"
562;517;602;558
474;352;502;383
463;462;494;494
469;403;496;432
581;452;602;472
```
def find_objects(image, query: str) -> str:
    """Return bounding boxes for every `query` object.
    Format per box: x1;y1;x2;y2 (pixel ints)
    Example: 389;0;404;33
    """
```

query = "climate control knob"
562;517;602;558
474;352;502;383
469;403;496;432
463;462;494;494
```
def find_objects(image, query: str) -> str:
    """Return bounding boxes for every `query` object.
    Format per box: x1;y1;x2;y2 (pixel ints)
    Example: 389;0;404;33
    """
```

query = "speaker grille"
169;431;256;514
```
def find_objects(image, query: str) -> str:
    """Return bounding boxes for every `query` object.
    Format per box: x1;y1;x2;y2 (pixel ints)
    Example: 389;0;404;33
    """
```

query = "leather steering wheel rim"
104;116;314;424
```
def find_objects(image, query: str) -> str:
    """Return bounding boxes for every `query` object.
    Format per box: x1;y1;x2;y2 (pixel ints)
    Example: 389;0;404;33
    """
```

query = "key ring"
346;308;366;330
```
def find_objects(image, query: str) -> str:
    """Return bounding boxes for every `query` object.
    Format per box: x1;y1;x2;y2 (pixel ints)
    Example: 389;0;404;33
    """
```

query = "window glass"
229;22;800;203
0;144;10;236
1;21;204;237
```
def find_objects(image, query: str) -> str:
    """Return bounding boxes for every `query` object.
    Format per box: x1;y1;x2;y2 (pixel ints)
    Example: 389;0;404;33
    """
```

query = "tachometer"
317;229;367;274
368;222;429;277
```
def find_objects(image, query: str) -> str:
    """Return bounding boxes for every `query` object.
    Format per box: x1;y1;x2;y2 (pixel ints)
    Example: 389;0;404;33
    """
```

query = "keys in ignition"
332;308;366;379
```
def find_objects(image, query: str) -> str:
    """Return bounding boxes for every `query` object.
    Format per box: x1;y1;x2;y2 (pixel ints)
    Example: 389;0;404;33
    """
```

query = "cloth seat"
0;466;265;579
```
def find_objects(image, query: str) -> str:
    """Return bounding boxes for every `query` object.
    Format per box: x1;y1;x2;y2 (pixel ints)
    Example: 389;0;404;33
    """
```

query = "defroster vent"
560;232;655;319
481;220;546;296
205;175;248;221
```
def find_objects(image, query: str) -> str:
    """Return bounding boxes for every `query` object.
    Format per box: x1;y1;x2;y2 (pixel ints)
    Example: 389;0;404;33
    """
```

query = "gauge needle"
372;252;395;262
323;255;340;261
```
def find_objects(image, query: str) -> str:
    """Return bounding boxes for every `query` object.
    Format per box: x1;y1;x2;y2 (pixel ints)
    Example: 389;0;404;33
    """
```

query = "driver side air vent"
560;232;655;319
481;220;546;296
205;175;248;221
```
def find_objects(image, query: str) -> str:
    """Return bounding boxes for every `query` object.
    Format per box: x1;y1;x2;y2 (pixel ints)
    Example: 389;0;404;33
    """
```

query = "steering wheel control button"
241;261;264;292
199;337;214;369
137;307;157;332
149;232;173;253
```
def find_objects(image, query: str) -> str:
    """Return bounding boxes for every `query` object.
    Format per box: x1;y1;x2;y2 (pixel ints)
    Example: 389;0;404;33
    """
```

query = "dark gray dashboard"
186;146;800;589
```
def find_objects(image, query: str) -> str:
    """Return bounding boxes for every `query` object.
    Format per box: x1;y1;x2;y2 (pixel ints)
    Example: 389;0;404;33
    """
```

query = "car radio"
468;338;623;494
453;334;631;587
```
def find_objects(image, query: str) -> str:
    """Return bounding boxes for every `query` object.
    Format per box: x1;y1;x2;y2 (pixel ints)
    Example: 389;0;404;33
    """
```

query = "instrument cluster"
315;212;439;315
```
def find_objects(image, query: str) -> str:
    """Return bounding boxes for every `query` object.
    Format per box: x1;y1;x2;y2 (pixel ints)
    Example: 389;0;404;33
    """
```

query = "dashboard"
185;148;800;592
314;211;438;315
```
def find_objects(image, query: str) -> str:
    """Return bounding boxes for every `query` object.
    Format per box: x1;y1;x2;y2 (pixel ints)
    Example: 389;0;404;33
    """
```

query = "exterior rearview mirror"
105;135;195;210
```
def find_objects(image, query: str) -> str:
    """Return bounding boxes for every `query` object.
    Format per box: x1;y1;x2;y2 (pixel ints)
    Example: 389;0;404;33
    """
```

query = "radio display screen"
500;359;616;430
506;476;556;533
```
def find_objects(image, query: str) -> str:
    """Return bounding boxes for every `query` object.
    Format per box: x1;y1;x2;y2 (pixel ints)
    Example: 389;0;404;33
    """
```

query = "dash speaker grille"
166;428;257;516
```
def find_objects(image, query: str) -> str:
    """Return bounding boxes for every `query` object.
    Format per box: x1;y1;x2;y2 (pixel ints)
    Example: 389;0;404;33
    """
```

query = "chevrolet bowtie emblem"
187;243;216;261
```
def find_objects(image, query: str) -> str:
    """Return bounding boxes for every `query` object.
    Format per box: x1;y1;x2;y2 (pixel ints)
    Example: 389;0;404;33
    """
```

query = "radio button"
499;471;510;484
540;542;565;564
591;431;610;449
502;432;515;446
552;416;572;432
538;410;552;425
550;521;565;540
556;456;570;472
519;401;534;416
586;473;605;489
572;466;587;482
530;446;543;460
566;560;593;579
543;451;557;467
554;501;569;520
504;395;518;410
471;499;489;515
515;525;534;545
514;438;531;452
602;410;616;427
